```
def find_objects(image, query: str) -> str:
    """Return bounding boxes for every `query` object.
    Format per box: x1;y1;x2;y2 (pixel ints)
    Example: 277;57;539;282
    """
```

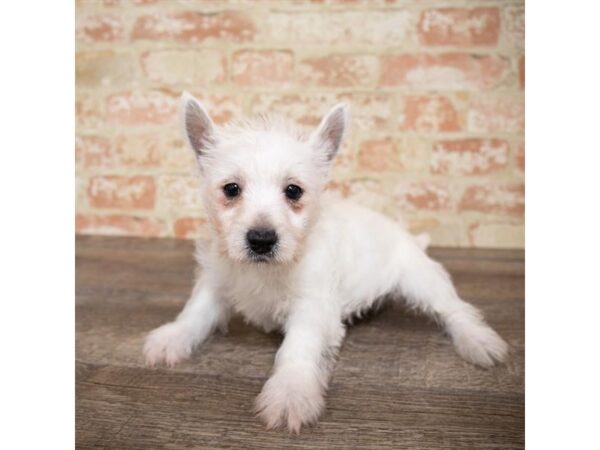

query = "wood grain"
76;235;524;449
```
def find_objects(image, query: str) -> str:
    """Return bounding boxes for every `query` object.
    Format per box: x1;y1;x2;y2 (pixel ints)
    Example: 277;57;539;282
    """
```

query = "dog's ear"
181;91;215;156
311;103;349;161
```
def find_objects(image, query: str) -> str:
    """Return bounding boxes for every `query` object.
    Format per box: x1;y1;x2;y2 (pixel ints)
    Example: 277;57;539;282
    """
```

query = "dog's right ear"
181;91;215;156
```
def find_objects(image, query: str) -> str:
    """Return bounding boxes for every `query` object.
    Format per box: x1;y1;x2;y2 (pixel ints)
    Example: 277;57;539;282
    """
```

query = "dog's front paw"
143;322;194;367
255;365;325;433
451;321;509;368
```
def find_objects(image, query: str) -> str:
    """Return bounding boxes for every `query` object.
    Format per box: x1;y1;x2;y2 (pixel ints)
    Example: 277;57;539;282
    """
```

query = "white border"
0;1;74;448
527;1;600;449
2;1;600;448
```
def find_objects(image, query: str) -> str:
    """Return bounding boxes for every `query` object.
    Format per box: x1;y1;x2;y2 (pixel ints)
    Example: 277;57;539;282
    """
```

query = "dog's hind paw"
451;321;509;368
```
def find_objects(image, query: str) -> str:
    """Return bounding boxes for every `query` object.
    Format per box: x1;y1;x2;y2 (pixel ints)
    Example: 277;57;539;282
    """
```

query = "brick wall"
75;0;524;248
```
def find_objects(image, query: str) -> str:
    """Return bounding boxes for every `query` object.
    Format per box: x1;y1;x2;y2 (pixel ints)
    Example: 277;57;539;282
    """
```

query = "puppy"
144;93;508;432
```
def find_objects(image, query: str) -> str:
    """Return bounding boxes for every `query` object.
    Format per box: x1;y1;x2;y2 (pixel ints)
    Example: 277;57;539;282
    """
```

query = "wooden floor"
76;235;524;449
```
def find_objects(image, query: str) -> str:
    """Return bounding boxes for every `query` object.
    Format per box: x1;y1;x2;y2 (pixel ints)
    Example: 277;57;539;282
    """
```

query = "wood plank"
77;364;523;449
76;235;524;449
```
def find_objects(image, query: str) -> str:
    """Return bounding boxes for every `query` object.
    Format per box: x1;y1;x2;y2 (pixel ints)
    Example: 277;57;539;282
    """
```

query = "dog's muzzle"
246;228;278;257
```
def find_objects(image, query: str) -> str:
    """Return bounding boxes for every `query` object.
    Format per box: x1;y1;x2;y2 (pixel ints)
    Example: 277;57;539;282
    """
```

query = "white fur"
144;94;509;433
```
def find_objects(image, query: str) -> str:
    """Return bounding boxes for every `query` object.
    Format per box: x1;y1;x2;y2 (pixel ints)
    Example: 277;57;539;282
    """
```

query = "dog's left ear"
310;103;349;162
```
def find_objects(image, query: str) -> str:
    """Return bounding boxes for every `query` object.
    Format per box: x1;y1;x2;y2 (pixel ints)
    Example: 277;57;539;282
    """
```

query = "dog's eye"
285;184;303;201
223;183;241;198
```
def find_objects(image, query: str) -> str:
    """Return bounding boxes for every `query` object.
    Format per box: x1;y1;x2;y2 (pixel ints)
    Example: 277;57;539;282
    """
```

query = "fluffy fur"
144;93;509;433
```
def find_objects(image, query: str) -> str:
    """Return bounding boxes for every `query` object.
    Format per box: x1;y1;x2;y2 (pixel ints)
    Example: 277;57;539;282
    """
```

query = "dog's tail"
415;233;431;251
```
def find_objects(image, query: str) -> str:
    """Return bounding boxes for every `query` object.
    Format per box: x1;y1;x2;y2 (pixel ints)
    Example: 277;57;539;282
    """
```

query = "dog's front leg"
255;297;345;433
143;275;228;366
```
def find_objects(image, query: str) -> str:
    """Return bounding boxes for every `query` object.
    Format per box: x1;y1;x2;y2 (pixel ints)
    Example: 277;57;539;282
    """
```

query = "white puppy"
144;93;508;432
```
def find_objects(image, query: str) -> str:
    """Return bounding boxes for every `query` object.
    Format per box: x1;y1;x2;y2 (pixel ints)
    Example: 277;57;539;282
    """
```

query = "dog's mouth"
246;248;277;263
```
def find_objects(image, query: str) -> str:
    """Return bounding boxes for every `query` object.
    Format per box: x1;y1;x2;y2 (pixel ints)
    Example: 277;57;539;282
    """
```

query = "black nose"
246;228;278;255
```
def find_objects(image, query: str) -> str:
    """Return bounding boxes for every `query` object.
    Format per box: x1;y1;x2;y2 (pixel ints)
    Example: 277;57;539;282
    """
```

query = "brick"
407;217;441;235
76;14;124;43
298;0;402;5
395;183;451;211
158;176;203;212
326;179;352;198
262;10;412;46
250;94;324;125
346;179;390;213
141;50;226;85
298;54;377;87
76;175;88;209
106;91;177;125
76;214;166;237
330;141;355;175
519;55;525;89
188;93;243;125
400;95;462;132
174;217;207;239
75;133;195;171
99;0;156;6
379;53;509;90
467;95;524;132
459;184;524;216
516;141;525;172
232;50;293;86
338;94;394;131
132;11;255;43
408;217;464;248
76;51;133;88
431;138;509;175
113;133;196;171
76;135;112;169
468;222;524;248
503;6;525;49
112;134;166;168
76;93;104;129
87;175;156;209
397;136;431;172
358;138;402;171
418;8;500;47
250;93;392;131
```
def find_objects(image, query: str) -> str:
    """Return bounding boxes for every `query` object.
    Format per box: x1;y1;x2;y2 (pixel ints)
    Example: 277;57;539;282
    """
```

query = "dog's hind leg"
391;240;508;367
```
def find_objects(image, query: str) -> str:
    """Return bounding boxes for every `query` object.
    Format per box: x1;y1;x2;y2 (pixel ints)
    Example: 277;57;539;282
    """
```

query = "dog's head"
181;92;348;265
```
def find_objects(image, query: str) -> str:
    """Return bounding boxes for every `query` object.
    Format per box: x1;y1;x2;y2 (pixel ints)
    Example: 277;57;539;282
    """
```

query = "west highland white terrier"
144;92;508;432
